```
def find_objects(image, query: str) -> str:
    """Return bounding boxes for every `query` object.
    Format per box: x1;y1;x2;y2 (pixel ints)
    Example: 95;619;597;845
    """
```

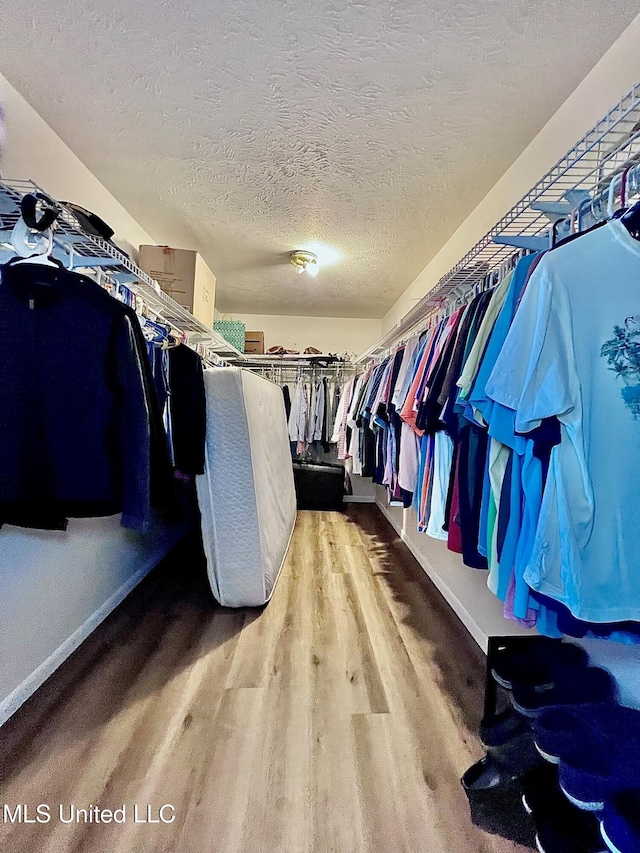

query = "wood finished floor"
0;506;528;853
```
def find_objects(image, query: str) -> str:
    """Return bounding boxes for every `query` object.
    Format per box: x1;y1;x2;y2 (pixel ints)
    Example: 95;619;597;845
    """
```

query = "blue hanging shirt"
486;219;640;622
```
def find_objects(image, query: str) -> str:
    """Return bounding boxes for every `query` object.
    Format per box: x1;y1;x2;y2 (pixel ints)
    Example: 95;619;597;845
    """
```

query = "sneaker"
490;729;548;777
480;708;531;748
530;774;605;852
520;764;562;815
461;754;536;847
491;640;587;691
600;789;640;853
559;743;640;812
535;808;608;852
533;704;640;765
511;667;615;719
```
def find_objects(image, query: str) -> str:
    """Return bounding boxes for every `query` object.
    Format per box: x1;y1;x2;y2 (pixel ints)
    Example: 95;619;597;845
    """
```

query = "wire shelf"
359;82;640;361
0;179;244;363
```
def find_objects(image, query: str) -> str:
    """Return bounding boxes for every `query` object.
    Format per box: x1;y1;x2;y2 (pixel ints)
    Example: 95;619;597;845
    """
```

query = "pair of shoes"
491;640;586;691
521;766;607;852
266;346;301;355
491;729;548;777
304;346;322;354
535;804;607;853
521;764;562;814
511;666;616;719
600;789;640;853
559;738;640;813
528;701;640;811
461;755;536;847
533;703;640;765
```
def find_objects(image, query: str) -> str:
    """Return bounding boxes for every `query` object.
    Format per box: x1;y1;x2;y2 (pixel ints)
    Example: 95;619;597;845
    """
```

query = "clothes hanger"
10;194;60;268
10;216;58;267
142;316;171;346
619;166;640;239
576;197;593;233
607;171;625;220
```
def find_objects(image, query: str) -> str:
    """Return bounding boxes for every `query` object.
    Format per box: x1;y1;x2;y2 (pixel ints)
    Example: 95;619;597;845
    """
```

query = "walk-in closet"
2;5;640;853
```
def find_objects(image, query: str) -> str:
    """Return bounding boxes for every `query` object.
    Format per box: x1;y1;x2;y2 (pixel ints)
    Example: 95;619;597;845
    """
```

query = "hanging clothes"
486;218;640;623
0;259;174;533
288;377;308;455
345;219;640;640
282;384;292;420
332;377;354;460
313;379;325;442
167;343;206;477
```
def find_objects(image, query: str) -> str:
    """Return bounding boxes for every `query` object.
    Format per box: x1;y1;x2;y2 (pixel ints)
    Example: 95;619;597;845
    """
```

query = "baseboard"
375;499;534;652
343;495;376;503
0;531;186;727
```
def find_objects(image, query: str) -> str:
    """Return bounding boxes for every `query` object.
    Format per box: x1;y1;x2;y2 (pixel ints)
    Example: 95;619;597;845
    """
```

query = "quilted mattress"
196;367;296;607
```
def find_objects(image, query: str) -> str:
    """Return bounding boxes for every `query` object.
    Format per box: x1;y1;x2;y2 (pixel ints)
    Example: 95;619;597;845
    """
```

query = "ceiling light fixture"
302;242;342;267
290;250;319;277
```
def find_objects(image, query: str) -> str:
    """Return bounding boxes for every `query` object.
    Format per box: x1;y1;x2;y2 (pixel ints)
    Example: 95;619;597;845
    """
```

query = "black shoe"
534;795;607;852
490;729;547;777
492;641;587;691
511;667;615;719
461;755;537;847
480;708;530;748
520;764;562;815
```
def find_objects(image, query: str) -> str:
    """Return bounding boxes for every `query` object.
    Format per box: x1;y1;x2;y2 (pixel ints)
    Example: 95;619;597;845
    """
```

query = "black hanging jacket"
167;343;206;476
0;259;173;532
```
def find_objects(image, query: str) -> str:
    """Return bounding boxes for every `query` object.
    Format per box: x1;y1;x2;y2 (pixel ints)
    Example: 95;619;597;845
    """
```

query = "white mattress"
196;368;296;607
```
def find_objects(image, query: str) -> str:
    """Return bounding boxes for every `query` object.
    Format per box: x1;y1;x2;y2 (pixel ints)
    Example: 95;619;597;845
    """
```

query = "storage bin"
292;461;345;511
213;318;246;352
244;331;265;354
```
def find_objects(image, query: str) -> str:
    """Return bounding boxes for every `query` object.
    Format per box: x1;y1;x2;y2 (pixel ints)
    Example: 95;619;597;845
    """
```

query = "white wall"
229;312;382;357
0;518;186;726
0;72;157;258
0;75;189;725
383;13;640;332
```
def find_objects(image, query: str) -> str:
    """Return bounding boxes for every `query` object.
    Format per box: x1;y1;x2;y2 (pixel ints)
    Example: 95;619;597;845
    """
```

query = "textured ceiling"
0;1;637;318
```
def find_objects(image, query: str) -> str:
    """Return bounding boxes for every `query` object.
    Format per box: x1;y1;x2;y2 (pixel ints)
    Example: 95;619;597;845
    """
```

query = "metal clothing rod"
0;178;242;365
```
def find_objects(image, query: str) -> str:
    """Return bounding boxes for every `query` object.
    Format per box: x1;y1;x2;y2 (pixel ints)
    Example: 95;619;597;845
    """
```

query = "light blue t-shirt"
486;218;640;622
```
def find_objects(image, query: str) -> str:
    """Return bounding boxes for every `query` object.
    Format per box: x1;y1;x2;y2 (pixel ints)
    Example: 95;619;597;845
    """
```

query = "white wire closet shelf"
358;81;640;362
0;179;244;362
232;352;355;366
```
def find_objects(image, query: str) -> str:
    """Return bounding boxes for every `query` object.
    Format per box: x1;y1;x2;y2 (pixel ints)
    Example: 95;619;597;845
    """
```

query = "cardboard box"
244;331;265;354
138;245;216;327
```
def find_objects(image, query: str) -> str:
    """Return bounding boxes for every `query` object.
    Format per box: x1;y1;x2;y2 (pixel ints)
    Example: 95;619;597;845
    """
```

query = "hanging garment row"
0;254;207;533
285;373;344;457
335;204;640;642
